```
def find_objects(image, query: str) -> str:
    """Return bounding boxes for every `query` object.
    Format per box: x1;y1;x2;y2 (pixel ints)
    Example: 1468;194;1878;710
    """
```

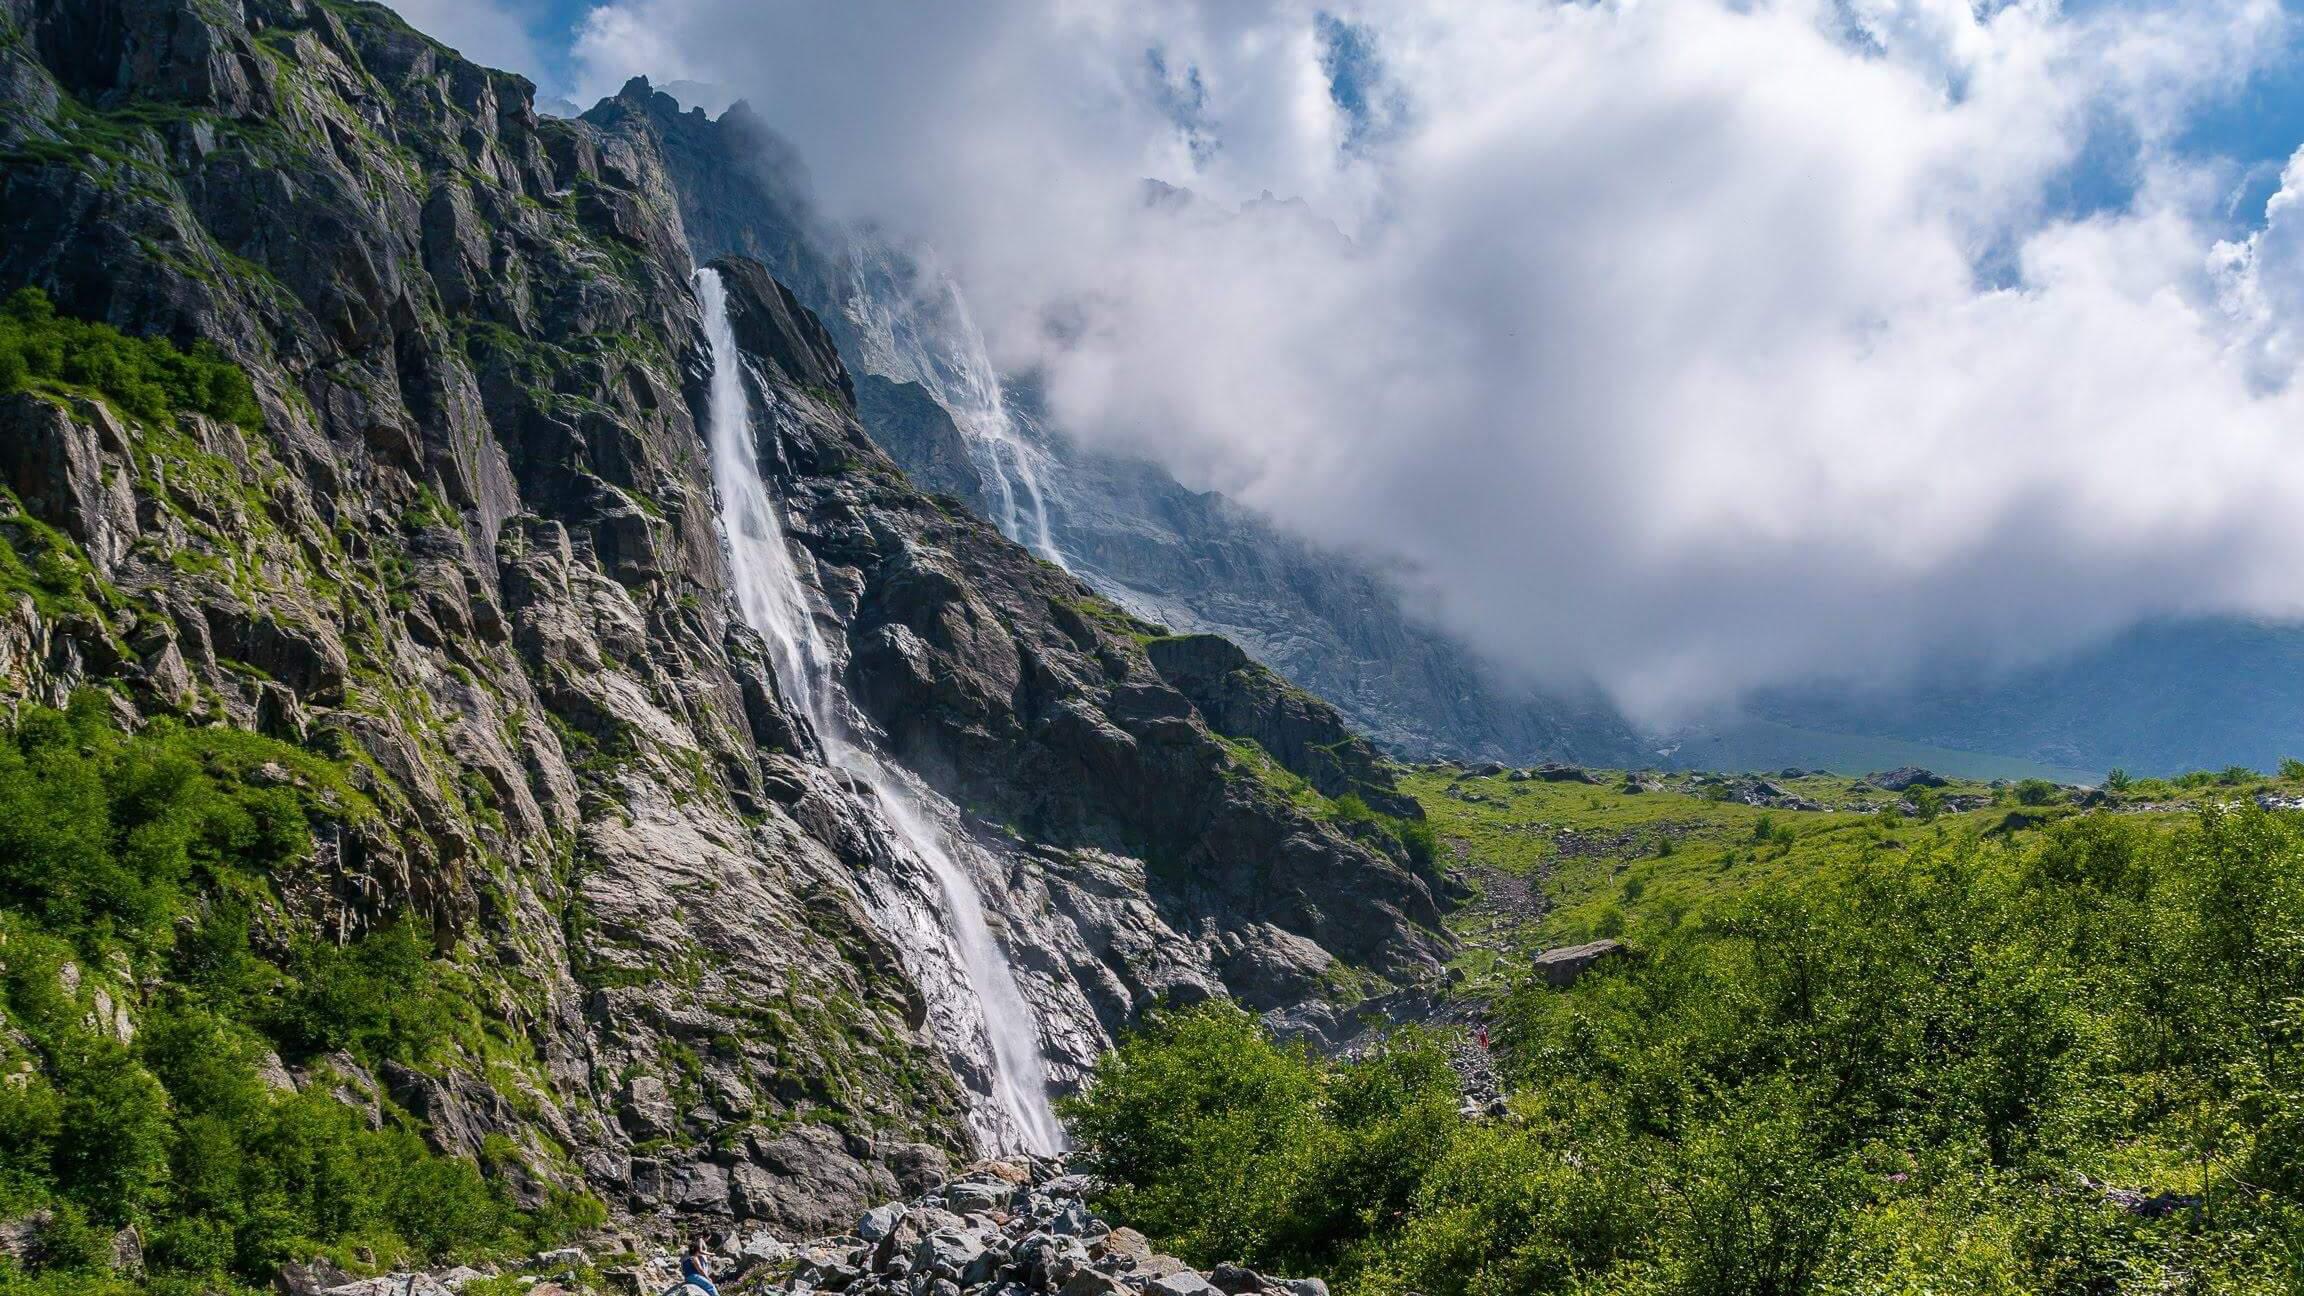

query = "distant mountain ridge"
1744;617;2304;778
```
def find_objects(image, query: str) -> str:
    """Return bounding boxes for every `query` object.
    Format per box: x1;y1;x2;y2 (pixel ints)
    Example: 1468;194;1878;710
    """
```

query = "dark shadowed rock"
710;256;853;408
1867;766;1948;792
855;374;992;515
1146;634;1419;818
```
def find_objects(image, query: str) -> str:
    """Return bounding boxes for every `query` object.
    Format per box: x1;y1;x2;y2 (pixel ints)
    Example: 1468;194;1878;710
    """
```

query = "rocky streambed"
305;1159;1327;1296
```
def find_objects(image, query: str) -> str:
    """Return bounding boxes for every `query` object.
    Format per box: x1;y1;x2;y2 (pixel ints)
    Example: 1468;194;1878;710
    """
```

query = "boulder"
1093;1227;1153;1263
856;1202;908;1242
1531;939;1628;987
1529;763;1599;783
944;1178;1010;1214
1209;1262;1269;1294
1866;766;1947;792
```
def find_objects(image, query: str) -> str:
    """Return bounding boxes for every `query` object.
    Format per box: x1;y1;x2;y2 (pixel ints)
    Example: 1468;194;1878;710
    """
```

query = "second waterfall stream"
694;267;1064;1154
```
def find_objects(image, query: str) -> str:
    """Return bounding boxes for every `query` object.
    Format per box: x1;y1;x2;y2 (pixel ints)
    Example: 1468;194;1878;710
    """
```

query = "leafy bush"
0;289;260;429
1396;817;1439;869
1070;805;2304;1294
1063;1003;1324;1266
0;701;592;1287
271;917;456;1065
2012;778;2061;806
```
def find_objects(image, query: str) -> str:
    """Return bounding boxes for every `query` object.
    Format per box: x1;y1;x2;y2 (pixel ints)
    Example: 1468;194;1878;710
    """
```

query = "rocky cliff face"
581;78;1647;771
0;0;1446;1239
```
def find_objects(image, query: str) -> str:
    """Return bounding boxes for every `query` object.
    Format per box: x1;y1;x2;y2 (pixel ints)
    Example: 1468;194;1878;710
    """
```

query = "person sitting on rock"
681;1238;720;1296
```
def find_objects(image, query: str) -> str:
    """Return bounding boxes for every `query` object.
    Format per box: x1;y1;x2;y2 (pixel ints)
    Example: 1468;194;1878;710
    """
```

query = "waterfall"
841;243;1067;568
696;267;1064;1154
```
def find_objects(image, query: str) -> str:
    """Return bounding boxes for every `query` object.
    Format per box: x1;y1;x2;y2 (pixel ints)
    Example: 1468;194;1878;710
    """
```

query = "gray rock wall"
0;0;1450;1236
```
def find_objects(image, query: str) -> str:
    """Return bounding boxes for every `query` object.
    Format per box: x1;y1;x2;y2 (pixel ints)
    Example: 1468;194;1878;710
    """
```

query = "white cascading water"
696;267;1065;1154
842;243;1066;567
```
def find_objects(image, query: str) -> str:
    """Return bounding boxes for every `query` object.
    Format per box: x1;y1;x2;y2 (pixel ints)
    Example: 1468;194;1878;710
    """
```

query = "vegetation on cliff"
1067;796;2304;1294
0;290;260;432
0;698;598;1294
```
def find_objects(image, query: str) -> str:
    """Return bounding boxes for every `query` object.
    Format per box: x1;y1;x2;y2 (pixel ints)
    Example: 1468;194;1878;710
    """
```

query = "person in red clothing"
1475;1023;1490;1050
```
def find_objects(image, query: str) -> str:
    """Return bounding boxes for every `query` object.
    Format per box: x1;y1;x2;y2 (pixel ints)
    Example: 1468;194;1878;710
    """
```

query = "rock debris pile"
313;1161;1331;1296
706;1158;1329;1296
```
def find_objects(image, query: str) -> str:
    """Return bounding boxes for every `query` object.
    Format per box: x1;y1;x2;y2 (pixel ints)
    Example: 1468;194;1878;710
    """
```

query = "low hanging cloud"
572;0;2304;723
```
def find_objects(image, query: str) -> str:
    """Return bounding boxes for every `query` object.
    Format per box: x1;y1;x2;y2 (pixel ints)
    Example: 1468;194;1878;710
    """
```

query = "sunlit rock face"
0;0;1449;1230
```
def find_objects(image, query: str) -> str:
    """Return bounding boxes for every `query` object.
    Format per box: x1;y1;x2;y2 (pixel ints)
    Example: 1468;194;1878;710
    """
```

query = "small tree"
2280;757;2304;782
2013;779;2061;807
1911;787;1945;821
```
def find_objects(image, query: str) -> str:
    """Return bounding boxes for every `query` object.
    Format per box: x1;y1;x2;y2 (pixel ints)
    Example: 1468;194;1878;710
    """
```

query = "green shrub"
0;289;260;429
0;697;316;953
50;1041;170;1223
1074;805;2304;1294
2011;778;2061;807
1063;1002;1323;1266
1396;818;1439;869
0;701;590;1287
271;918;454;1065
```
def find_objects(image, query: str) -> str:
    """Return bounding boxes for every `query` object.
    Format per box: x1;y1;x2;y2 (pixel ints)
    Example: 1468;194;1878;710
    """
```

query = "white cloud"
572;0;2304;722
383;0;547;80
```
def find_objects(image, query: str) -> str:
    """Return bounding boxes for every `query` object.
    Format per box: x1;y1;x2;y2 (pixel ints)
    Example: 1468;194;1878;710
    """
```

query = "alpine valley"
0;4;2299;1296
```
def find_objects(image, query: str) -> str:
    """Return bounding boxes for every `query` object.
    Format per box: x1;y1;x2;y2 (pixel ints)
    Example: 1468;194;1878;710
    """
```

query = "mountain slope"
0;0;1447;1271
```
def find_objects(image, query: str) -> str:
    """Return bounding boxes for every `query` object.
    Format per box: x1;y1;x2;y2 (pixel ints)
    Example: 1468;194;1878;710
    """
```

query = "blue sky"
418;0;2304;233
522;0;590;90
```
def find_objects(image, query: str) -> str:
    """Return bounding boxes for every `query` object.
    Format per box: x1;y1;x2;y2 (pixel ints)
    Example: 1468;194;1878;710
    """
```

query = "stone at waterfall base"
351;1159;1327;1296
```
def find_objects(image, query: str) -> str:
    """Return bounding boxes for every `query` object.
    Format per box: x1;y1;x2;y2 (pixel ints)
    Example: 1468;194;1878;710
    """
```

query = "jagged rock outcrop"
0;0;1448;1238
1146;634;1420;819
704;258;1449;1018
854;373;992;516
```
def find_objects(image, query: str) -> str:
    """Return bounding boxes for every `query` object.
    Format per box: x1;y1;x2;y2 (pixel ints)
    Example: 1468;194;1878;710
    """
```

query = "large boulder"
1530;939;1628;988
1866;766;1947;792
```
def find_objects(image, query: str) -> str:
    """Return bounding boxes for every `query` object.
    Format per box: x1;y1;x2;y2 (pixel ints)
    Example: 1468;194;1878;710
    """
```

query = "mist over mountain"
556;0;2304;742
577;69;2304;782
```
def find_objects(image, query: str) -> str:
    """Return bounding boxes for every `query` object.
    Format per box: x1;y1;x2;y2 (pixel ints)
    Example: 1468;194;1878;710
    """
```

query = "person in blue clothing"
681;1238;719;1296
